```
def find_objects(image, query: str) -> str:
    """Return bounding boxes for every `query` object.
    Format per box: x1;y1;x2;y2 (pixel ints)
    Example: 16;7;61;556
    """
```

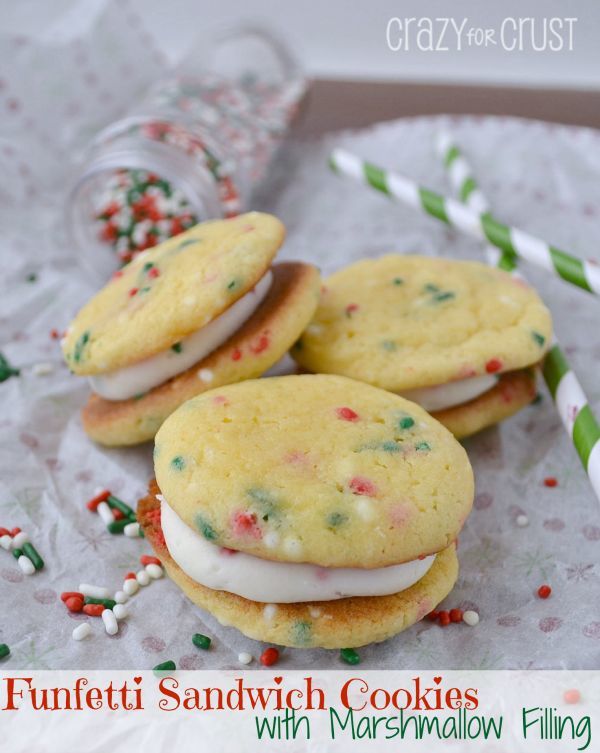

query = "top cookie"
291;255;552;390
63;212;284;375
154;374;473;569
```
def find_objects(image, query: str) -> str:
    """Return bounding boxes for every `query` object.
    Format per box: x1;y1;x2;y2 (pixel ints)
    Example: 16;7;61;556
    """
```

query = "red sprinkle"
61;591;84;603
426;611;439;622
65;596;84;613
0;528;9;537
543;477;558;488
124;572;137;580
485;358;503;374
438;611;451;627
10;527;21;537
87;490;111;511
140;555;162;567
537;584;552;599
345;303;359;316
449;608;464;623
113;508;125;520
128;287;139;297
349;476;377;497
336;406;359;422
83;604;105;616
260;647;279;667
249;333;270;355
231;511;262;539
231;348;242;361
50;329;61;340
147;266;160;279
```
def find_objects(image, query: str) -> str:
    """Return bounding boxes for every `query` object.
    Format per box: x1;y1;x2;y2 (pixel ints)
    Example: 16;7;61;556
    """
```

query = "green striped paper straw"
329;148;600;296
436;133;600;502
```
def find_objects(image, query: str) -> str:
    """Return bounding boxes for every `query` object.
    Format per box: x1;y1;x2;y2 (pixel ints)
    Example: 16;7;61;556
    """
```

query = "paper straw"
329;148;600;296
435;133;600;503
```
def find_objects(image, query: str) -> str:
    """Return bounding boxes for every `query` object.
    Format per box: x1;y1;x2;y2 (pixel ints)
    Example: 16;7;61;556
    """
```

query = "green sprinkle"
433;291;455;302
398;416;415;430
12;548;22;559
532;392;543;405
107;519;129;534
0;353;20;382
177;239;198;250
22;542;44;570
153;660;176;673
139;286;151;294
291;620;312;647
227;279;239;291
26;273;37;283
326;511;348;528
85;597;116;609
171;456;186;471
381;440;401;453
415;441;431;452
0;644;9;660
247;487;279;520
381;340;397;352
143;262;154;272
73;331;90;364
340;648;360;665
532;331;546;347
392;277;404;285
133;392;146;401
196;514;218;541
107;494;135;518
423;283;440;293
171;342;183;353
192;633;212;650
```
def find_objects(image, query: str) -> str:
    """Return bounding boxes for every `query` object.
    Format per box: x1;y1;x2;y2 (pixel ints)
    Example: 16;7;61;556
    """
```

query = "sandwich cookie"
62;212;320;445
291;255;552;438
139;374;474;648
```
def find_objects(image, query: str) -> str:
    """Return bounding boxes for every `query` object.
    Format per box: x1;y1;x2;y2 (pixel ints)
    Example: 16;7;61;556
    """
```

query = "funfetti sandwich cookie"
62;212;320;446
291;255;553;439
138;374;474;649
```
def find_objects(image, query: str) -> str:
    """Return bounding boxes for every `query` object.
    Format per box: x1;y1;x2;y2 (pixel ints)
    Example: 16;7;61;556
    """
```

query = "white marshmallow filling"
89;270;273;401
399;373;498;412
160;497;436;604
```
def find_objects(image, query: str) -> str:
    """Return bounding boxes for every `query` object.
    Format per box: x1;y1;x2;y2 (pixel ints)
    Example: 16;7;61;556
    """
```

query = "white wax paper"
1;1;599;670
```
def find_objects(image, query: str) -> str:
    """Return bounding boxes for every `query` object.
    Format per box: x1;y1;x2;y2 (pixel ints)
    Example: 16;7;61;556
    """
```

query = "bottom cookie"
431;368;537;439
138;483;459;649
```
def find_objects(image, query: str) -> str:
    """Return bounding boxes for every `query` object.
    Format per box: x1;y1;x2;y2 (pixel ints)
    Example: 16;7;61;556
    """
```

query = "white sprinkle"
124;522;141;537
0;534;13;551
309;607;322;619
80;584;111;599
516;514;529;527
114;590;128;604
96;501;115;525
123;578;139;596
17;555;35;575
197;368;214;383
136;569;151;586
463;610;480;627
355;499;374;521
238;652;253;665
12;531;29;548
32;362;53;376
102;608;119;635
112;604;129;620
263;531;280;549
72;623;92;641
283;537;303;558
263;604;278;622
145;563;164;579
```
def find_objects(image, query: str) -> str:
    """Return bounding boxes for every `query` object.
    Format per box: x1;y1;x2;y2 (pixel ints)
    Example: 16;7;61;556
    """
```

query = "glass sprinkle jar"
67;25;306;282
